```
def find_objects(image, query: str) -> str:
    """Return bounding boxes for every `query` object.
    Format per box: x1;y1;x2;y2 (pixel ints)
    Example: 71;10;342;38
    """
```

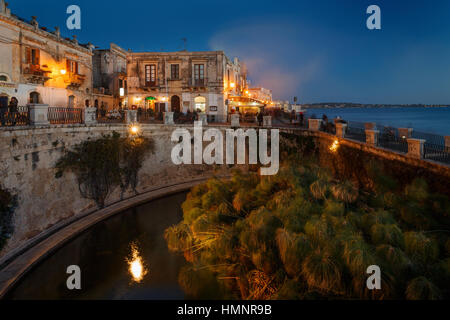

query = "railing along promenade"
1;105;449;165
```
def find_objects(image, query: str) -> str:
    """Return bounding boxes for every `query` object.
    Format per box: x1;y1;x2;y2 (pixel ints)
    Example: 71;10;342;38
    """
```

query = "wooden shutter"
75;61;79;74
66;59;71;73
35;49;40;66
25;47;31;64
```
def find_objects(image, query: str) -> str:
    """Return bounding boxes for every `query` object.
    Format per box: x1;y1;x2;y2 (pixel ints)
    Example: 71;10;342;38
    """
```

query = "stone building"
126;50;247;121
0;0;93;109
93;43;128;111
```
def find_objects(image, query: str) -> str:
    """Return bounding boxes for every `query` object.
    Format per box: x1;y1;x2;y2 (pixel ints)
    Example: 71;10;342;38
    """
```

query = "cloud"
209;20;324;100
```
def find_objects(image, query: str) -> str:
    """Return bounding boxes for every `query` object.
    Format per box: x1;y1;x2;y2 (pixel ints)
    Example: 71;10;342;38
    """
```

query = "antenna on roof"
181;38;187;51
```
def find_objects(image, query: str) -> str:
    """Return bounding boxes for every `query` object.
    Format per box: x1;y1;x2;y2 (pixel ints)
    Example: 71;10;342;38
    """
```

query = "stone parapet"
407;138;426;159
366;129;379;146
84;107;97;125
164;112;174;125
28;104;49;126
231;114;240;127
335;122;347;138
198;113;208;126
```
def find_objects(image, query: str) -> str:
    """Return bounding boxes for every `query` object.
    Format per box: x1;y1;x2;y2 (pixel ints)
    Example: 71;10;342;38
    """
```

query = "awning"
228;96;265;108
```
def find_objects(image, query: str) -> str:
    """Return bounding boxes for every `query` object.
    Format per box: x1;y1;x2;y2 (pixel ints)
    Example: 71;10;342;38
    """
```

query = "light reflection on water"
127;242;147;283
6;192;188;300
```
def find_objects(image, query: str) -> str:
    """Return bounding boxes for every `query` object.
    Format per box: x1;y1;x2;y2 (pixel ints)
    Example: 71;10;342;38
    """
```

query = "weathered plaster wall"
0;124;235;258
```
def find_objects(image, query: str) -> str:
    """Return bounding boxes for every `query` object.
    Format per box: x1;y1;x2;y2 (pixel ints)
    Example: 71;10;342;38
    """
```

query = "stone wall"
1;124;449;259
0;124;235;258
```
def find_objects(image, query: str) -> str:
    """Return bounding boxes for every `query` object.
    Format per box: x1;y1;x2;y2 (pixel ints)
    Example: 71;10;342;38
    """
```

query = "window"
145;64;156;86
171;64;179;79
66;59;79;74
194;64;204;80
29;92;40;104
26;48;40;66
0;75;7;82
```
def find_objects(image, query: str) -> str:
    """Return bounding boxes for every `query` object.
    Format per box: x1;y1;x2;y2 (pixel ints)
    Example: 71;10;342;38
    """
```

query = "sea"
306;107;450;136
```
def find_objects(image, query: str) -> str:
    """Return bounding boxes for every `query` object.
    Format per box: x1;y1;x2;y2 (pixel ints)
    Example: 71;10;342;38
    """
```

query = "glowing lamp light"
329;139;340;153
60;69;67;75
130;125;139;135
230;82;236;88
120;88;125;97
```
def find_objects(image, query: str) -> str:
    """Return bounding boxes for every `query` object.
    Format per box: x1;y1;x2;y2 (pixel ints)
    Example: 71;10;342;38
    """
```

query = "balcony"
144;81;159;90
66;73;86;89
188;78;208;88
22;64;51;84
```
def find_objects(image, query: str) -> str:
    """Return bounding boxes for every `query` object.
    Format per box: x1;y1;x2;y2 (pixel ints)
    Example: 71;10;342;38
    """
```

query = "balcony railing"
145;81;158;88
48;107;83;124
0;106;30;127
189;78;208;87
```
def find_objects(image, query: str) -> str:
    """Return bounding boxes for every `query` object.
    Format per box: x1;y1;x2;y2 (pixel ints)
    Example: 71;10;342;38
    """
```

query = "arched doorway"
171;95;181;113
194;96;206;113
29;92;40;104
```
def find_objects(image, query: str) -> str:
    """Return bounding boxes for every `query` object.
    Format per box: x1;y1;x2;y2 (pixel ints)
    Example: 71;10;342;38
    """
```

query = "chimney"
30;16;39;29
54;26;60;39
72;35;78;45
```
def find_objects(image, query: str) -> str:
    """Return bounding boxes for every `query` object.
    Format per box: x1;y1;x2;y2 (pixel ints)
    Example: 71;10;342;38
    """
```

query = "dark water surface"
6;192;188;300
308;107;450;135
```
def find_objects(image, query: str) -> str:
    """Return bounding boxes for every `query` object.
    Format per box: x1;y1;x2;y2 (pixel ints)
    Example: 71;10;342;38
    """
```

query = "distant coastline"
303;103;450;109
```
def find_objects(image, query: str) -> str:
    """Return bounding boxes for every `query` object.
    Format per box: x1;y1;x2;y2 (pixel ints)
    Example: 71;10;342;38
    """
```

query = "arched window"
194;96;206;113
171;95;181;113
29;92;40;104
0;75;8;82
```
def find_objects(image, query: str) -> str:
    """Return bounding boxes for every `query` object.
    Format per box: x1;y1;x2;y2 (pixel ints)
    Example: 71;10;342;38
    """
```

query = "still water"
307;107;450;135
6;192;188;300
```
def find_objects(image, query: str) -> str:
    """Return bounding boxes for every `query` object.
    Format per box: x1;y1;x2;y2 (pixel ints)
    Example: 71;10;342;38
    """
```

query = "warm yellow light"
245;90;249;95
130;125;139;134
330;139;340;153
60;69;67;75
160;96;168;102
127;243;147;283
230;82;236;88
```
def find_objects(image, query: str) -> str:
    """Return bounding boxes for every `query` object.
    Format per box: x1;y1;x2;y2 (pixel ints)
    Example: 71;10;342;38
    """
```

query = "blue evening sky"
8;0;450;104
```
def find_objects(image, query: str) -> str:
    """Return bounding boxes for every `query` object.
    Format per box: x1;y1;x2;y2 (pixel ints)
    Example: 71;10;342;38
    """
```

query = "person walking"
8;97;18;126
257;111;264;127
0;98;8;126
299;112;304;127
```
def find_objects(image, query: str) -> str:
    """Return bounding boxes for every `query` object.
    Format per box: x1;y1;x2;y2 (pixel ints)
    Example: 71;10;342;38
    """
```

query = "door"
0;96;8;109
171;95;181;113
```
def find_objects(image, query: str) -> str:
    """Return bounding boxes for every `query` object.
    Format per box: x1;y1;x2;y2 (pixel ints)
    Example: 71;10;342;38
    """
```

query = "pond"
5;192;188;300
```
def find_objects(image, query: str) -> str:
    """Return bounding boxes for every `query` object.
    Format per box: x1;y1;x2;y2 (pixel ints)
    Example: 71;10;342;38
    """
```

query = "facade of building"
93;43;128;111
126;50;247;121
0;1;93;109
248;87;273;104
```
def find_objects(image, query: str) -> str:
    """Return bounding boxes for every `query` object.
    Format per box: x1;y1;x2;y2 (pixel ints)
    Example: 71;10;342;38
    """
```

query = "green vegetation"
55;132;154;208
0;186;17;251
165;135;450;300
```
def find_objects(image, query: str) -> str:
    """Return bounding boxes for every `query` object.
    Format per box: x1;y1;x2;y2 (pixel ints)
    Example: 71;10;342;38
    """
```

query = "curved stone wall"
0;124;233;258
